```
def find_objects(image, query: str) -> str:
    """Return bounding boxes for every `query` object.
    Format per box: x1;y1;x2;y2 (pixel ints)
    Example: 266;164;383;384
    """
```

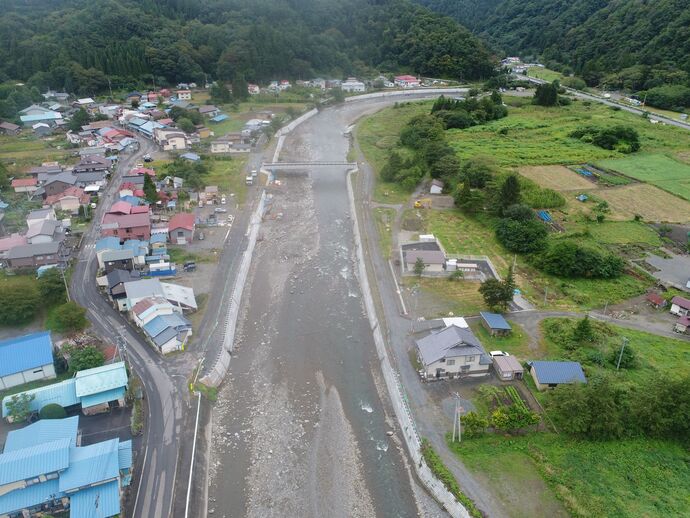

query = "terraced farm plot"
585;183;690;223
588;221;661;246
596;154;690;200
519;165;598;191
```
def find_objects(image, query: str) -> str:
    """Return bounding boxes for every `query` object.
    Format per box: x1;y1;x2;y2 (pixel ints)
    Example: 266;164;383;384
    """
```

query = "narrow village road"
70;139;191;518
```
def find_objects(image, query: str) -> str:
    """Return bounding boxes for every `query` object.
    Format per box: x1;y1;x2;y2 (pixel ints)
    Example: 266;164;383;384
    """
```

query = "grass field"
413;277;485;317
519;165;597;192
205;157;249;203
526;67;564;82
0;135;74;173
587;221;661;245
470;321;532;358
357;101;429;203
452;433;690;518
596;154;690;201
585;183;690;223
372;207;395;258
447;101;690;168
424;209;650;310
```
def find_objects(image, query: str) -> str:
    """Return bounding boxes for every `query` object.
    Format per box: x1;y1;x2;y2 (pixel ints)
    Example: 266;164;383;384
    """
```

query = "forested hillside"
416;0;690;96
0;0;495;94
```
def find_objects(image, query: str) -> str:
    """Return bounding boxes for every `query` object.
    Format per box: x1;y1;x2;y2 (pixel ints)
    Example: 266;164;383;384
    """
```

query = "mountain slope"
0;0;495;94
415;0;690;86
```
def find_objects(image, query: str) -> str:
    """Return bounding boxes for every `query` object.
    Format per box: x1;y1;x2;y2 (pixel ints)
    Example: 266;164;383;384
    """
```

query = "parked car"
197;231;205;240
143;154;152;162
489;351;510;357
214;207;227;213
183;261;196;272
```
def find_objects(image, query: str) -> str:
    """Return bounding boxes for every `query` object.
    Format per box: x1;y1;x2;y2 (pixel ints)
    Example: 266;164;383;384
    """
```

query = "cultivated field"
519;165;597;191
596;154;690;201
585;183;690;223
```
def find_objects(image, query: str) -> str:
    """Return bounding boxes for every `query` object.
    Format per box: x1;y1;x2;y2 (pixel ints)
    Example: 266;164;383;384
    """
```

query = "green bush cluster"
431;92;508;129
569;125;640;153
534;240;624;279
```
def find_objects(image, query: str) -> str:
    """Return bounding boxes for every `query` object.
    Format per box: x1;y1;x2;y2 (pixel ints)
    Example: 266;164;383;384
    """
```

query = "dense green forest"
0;0;495;95
416;0;690;105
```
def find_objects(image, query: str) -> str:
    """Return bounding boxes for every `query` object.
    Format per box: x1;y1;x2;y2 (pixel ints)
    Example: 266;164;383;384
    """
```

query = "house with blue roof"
0;416;132;518
528;360;587;391
479;312;512;337
0;332;55;390
2;362;128;420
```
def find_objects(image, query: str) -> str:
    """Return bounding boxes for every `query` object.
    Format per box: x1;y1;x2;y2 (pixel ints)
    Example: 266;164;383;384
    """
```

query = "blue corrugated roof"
2;379;79;417
95;237;122;252
210;114;229;122
530;361;587;384
0;478;63;515
0;331;54;377
20;112;61;123
143;314;173;338
120;194;143;205
180;152;200;161
480;312;512;331
0;438;71;485
118;440;133;470
59;439;119;492
4;416;79;451
69;479;121;518
150;233;167;243
74;362;128;398
80;386;126;409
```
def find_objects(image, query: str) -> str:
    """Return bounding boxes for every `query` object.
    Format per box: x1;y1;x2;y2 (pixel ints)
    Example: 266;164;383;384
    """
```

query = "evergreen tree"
143;174;158;204
498;174;521;213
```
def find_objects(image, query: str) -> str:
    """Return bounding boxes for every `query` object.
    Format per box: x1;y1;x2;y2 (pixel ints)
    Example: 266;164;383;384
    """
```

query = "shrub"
49;302;88;333
490;404;540;433
39;403;67;419
496;218;548;253
460;412;489;438
535;240;624;279
68;345;105;373
569;125;640;153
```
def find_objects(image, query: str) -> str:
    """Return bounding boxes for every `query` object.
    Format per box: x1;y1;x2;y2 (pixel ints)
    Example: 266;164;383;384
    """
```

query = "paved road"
69;139;189;518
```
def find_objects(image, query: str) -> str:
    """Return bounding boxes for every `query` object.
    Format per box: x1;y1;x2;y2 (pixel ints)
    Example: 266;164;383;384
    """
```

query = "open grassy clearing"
470;321;532;358
0;135;75;173
526;67;564;82
205;157;248;203
518;165;598;192
447;100;690;168
584;183;690;223
452;433;690;518
357;101;429;203
587;221;661;245
424;209;650;310
412;277;485;317
596;154;690;201
372;207;395;258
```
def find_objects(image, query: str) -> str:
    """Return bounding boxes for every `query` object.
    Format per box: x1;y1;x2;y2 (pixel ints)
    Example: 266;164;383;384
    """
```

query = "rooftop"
415;325;485;366
530;361;587;385
480;312;512;331
0;331;54;377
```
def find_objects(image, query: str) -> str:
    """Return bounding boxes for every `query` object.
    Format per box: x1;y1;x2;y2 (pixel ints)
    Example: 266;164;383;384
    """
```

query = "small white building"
670;296;690;317
341;78;366;93
430;179;444;195
176;89;192;100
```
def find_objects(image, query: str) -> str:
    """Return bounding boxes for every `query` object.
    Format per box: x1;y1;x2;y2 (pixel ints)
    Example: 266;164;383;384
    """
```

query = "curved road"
70;139;188;518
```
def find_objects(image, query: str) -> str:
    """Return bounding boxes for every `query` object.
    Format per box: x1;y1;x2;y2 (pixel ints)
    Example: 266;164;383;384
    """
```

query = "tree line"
0;0;495;96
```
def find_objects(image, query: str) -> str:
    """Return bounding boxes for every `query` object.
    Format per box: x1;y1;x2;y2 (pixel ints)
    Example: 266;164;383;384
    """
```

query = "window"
460;365;470;372
447;359;455;366
33;368;43;374
466;356;475;363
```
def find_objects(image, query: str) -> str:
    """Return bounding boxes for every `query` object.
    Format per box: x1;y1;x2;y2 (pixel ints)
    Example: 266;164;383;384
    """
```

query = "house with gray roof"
415;325;491;380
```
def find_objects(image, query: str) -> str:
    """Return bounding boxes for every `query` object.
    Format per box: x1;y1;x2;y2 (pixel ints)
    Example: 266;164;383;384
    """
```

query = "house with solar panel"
0;332;56;390
2;363;128;422
0;415;132;517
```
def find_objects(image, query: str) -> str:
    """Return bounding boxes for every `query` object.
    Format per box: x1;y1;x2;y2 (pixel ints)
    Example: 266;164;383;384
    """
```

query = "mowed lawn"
587;221;661;245
596;154;690;201
447;100;690;167
452;434;690;518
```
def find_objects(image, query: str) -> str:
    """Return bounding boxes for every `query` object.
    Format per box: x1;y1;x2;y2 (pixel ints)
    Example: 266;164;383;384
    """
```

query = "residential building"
394;75;421;88
42;173;78;198
415;325;492;380
106;269;140;303
19;105;62;126
161;282;197;311
198;105;220;118
0;415;132;517
123;278;166;311
176;89;192;100
154;127;188;151
73;155;110;174
529;361;587;391
26;208;57;227
0;332;56;390
492;355;524;381
6;242;64;269
0;234;27;259
480;312;512;337
44;186;90;213
248;84;260;94
101;249;135;273
404;250;445;273
0;121;21;135
11;178;38;193
646;293;667;309
673;316;690;334
168;212;195;244
341;77;366;93
669;296;690;316
26;219;63;244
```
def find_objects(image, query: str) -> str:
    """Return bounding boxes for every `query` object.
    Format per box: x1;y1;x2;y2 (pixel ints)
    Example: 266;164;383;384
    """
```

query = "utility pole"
543;286;548;306
616;337;629;370
452;393;463;443
107;76;113;99
603;300;609;316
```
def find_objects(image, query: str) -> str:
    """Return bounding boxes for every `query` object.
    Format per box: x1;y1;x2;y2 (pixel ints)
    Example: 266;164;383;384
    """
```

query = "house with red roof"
11;178;38;194
394;75;421;88
129;167;156;177
168;213;195;244
646;292;667;309
44;186;90;213
101;201;151;241
670;296;690;317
